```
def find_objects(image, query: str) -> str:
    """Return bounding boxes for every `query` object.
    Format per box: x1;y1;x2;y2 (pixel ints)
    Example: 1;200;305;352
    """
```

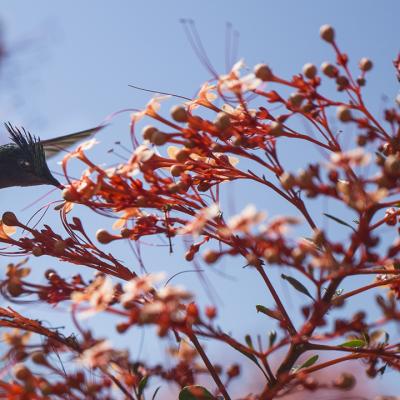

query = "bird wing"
41;125;105;158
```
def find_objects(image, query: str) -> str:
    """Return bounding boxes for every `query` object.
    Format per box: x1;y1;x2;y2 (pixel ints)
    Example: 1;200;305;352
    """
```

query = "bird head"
0;123;62;189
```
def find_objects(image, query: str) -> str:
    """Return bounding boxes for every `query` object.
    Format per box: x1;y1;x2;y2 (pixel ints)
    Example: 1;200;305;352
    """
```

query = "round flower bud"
333;372;356;390
214;112;231;131
62;187;79;202
31;352;48;366
2;211;19;226
288;92;304;108
7;282;23;297
32;246;43;257
359;57;373;72
321;62;338;78
269;121;283;136
96;229;117;244
254;63;273;81
302;63;317;79
142;125;158;141
280;172;296;190
205;306;217;319
320;24;335;43
336;75;349;88
227;364;240;378
336;105;352;122
53;239;66;255
356;77;366;86
203;249;220;264
13;364;31;381
170;164;184;177
170;105;188;123
150;131;168;146
175;148;191;162
384;155;400;177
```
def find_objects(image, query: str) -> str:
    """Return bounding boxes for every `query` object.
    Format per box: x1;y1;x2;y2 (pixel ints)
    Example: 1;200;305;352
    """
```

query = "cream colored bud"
302;63;317;79
96;229;117;244
359;57;373;72
289;92;304;107
150;131;168;146
384;155;400;177
2;211;19;226
203;249;220;264
142;125;158;141
254;63;273;81
170;105;188;123
336;105;352;122
280;172;296;190
321;62;337;78
214;112;231;130
320;24;335;43
269;121;283;136
170;164;184;177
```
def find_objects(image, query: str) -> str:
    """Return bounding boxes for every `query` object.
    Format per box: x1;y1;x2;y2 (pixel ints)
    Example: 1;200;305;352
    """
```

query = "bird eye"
18;160;31;170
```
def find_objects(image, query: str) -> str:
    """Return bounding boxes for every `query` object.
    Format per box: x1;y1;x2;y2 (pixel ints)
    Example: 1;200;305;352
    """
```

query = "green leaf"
323;213;356;231
245;334;254;349
268;330;277;348
138;376;149;397
256;305;283;321
179;385;215;400
298;354;319;370
339;339;366;348
281;274;314;301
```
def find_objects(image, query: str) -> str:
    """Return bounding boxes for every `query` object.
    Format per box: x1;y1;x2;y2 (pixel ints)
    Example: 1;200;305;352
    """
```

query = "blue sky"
0;1;399;398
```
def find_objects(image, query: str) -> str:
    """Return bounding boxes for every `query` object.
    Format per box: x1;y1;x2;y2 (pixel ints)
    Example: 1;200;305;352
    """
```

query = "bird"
0;122;103;189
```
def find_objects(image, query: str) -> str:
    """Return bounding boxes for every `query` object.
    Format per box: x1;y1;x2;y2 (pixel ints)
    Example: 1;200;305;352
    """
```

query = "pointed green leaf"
245;334;254;349
179;385;215;400
339;339;365;348
138;376;149;397
268;330;277;348
323;213;356;231
298;354;319;370
281;274;314;300
256;305;283;321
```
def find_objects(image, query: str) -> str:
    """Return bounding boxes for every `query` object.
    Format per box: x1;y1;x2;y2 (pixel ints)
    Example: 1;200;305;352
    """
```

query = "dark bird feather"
0;122;104;189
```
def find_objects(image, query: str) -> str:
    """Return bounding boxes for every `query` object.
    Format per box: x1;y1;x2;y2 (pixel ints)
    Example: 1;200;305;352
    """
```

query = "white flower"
120;272;165;304
79;340;113;368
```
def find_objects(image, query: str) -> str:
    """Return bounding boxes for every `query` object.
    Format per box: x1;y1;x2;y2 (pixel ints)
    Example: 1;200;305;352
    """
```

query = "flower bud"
302;63;317;79
170;105;188;122
214;112;231;130
384;155;400;177
333;372;356;390
336;105;352;122
359;57;373;72
269;121;283;136
288;92;304;108
142;125;158;141
62;187;79;202
320;24;335;43
32;246;43;257
13;364;31;381
321;62;338;78
2;211;19;226
31;352;48;366
203;249;220;264
96;229;117;244
205;306;217;319
254;63;273;81
227;364;240;378
280;172;296;190
175;148;191;162
170;164;184;177
150;131;168;146
7;282;23;297
53;239;66;255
